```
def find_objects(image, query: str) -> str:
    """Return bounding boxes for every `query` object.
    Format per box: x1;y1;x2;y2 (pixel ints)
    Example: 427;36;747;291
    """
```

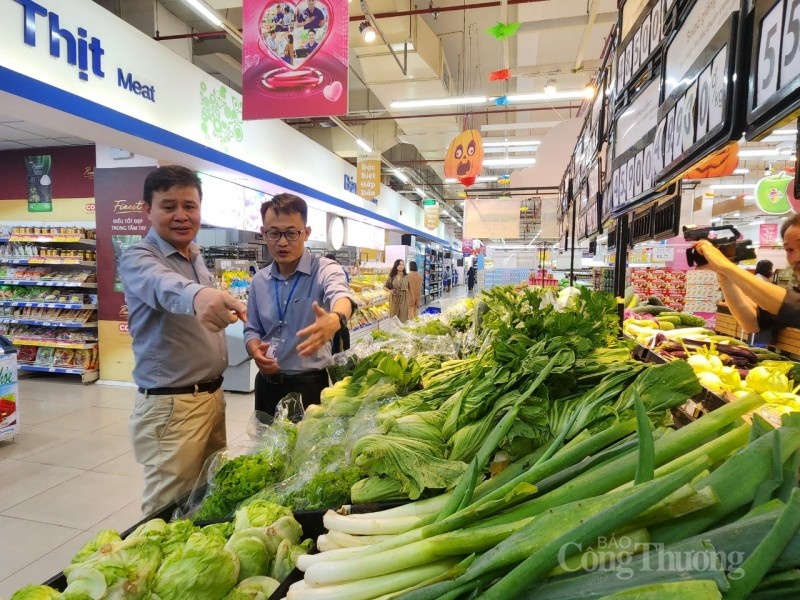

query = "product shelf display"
348;272;391;336
683;270;722;314
0;227;99;383
628;268;686;311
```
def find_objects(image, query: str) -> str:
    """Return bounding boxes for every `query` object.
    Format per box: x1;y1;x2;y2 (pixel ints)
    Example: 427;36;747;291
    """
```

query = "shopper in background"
407;260;423;319
282;34;295;65
385;259;411;323
120;165;248;516
443;265;452;292
467;264;477;294
693;215;800;332
325;253;351;353
245;194;356;417
755;260;774;282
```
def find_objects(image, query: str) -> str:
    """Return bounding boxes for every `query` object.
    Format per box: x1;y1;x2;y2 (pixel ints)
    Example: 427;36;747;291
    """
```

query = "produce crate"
715;311;743;338
774;327;800;359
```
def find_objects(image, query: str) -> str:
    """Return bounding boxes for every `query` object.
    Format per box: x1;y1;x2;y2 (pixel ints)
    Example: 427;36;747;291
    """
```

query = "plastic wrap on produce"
174;400;299;522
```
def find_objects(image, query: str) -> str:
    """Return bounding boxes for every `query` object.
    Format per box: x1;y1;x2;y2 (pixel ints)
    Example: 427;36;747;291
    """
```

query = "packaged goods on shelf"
483;268;530;289
593;267;615;292
628;268;686;311
683;269;722;314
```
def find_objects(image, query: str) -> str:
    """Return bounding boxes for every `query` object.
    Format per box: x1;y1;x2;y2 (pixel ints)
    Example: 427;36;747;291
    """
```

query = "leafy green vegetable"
9;585;63;600
153;532;239;600
222;576;280;600
70;530;121;564
233;500;292;531
350;475;406;504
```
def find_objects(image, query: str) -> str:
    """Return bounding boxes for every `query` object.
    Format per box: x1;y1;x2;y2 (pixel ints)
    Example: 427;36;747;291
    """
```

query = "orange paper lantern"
684;143;739;179
444;129;484;187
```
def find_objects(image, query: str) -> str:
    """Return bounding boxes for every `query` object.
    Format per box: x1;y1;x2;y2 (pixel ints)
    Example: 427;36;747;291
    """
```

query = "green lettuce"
153;532;239;600
71;530;121;564
9;586;63;600
222;576;280;600
233;500;292;531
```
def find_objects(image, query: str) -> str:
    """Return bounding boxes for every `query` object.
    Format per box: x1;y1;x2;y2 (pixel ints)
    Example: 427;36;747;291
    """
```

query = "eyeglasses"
265;229;304;242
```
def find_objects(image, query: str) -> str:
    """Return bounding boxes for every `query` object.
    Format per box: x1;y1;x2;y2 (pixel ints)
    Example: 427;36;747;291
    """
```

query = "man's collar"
268;249;312;279
146;229;198;259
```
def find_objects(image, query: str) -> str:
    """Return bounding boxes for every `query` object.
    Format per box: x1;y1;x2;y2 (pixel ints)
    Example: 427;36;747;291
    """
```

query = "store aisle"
0;378;256;597
427;282;473;312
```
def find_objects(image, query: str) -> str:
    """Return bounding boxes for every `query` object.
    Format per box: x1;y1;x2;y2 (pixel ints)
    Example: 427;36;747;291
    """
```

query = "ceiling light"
738;148;782;157
392;169;409;183
732;168;750;175
356;138;372;152
708;183;757;190
773;129;798;135
583;82;596;99
442;210;450;216
483;139;541;147
481;121;564;132
390;96;488;109
183;0;222;27
483;158;537;167
413;187;425;198
505;90;589;103
359;20;377;43
544;79;557;95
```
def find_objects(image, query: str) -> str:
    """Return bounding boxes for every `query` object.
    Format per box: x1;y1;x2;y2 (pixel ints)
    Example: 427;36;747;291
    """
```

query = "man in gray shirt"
244;194;355;417
120;165;247;516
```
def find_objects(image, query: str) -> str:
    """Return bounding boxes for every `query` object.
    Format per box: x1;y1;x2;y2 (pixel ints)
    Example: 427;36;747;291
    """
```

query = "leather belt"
262;370;328;385
138;376;224;397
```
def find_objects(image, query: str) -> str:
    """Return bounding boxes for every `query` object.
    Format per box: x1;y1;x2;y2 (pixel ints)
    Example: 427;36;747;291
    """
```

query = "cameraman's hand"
693;240;732;272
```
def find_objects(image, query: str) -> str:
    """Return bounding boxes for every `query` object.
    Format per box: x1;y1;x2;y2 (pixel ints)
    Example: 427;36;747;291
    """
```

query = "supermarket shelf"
18;363;99;383
0;257;96;266
0;279;97;288
12;339;97;349
4;236;96;245
0;318;97;328
0;301;97;309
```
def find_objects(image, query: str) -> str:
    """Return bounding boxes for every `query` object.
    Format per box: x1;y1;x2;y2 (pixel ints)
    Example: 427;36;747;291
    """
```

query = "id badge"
266;337;284;359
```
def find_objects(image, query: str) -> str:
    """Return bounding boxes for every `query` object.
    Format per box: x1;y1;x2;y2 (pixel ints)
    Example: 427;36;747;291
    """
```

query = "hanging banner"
242;0;349;119
755;172;794;214
356;152;380;202
423;198;440;229
464;198;521;238
24;155;53;213
760;223;779;246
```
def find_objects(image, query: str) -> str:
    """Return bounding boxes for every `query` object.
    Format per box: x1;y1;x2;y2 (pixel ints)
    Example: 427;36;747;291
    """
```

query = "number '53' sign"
749;0;800;137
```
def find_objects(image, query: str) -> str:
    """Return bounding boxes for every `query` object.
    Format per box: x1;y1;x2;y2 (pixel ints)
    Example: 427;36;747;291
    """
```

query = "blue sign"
343;174;356;194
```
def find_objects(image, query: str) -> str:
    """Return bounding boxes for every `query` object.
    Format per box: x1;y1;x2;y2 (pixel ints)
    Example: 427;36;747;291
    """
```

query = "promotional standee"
242;0;350;119
0;336;18;443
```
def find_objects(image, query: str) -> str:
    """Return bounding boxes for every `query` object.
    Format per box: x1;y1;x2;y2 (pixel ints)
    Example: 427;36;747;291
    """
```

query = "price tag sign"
748;0;800;138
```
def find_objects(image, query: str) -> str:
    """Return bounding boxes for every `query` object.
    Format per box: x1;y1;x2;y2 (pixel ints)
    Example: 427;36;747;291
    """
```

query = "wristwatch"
333;311;348;329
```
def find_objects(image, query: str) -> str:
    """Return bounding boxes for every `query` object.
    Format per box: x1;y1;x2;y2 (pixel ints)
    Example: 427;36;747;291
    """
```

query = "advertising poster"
242;0;349;119
760;223;779;247
24;155;53;212
356;152;380;202
94;167;154;323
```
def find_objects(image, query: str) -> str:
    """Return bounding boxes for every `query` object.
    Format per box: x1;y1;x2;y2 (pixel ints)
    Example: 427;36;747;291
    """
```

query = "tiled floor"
0;378;256;599
0;285;471;598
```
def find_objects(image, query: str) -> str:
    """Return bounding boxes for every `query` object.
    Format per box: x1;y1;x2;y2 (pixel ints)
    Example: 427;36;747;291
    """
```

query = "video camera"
683;225;757;267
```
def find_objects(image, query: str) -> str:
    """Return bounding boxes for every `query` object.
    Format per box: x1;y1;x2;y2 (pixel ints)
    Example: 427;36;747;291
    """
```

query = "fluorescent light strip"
773;129;798;135
390;96;488;109
481;121;563;132
183;0;222;27
732;168;750;174
505;90;589;103
708;183;757;190
444;176;499;184
483;158;536;167
738;148;781;157
483;139;541;147
356;138;372;152
392;169;409;183
484;146;539;154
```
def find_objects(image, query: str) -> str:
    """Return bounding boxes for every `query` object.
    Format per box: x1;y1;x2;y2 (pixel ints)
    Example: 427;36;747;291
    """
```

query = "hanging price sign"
747;0;800;140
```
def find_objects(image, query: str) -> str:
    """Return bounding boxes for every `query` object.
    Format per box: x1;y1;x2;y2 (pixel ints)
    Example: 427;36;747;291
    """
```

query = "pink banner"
242;0;349;119
760;223;779;247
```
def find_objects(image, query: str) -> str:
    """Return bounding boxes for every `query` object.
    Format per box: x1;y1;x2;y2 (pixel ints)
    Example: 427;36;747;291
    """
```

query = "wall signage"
13;0;155;102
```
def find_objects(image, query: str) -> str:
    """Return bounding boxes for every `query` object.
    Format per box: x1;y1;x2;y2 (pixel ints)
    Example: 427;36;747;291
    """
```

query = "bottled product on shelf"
0;227;99;382
628;267;686;311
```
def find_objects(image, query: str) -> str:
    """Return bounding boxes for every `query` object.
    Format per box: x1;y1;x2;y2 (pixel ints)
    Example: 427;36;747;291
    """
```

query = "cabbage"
265;516;302;550
128;519;168;541
71;530;122;564
63;538;162;600
62;567;106;599
226;532;271;581
233;500;292;531
9;585;63;600
271;538;313;583
153;532;239;600
222;576;280;600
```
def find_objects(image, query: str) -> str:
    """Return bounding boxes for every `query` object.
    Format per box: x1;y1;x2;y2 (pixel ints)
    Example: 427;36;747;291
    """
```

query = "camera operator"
693;214;800;333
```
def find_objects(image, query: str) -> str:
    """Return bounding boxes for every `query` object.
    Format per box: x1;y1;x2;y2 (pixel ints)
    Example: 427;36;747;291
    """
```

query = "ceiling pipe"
348;0;550;21
289;104;582;125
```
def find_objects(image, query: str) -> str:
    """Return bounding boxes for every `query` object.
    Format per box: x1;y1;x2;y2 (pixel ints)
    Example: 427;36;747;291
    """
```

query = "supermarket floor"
0;283;471;597
0;380;257;597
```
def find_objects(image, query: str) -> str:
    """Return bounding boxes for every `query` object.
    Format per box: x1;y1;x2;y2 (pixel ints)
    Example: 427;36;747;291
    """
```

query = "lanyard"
275;275;301;327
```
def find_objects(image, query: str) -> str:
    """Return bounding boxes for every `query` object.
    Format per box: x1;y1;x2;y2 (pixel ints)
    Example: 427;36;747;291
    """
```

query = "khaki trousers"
130;387;226;516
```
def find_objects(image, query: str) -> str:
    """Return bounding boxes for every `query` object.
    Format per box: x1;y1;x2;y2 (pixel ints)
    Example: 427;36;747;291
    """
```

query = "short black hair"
756;260;774;276
781;214;800;239
324;253;337;262
143;166;202;206
408;261;418;271
308;28;316;35
260;193;307;223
